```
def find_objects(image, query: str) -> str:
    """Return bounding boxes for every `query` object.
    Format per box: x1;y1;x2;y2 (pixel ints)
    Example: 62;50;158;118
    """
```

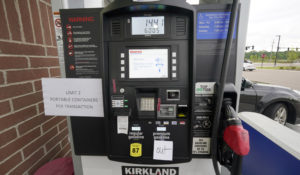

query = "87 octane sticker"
192;137;211;154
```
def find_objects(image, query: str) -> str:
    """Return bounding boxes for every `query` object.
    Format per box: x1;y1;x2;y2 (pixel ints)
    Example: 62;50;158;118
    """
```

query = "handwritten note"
153;140;173;161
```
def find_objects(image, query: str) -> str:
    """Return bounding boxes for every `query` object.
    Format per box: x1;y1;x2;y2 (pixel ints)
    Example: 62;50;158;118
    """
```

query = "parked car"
239;78;300;125
243;60;256;71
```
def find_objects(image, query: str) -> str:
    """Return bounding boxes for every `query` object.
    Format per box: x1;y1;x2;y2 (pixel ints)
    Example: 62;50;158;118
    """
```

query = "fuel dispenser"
60;0;250;174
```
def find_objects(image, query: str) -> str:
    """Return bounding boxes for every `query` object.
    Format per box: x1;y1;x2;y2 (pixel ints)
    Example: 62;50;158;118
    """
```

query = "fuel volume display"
131;16;165;35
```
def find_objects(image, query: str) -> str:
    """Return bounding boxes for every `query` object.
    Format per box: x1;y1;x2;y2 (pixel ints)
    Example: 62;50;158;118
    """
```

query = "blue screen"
197;12;237;40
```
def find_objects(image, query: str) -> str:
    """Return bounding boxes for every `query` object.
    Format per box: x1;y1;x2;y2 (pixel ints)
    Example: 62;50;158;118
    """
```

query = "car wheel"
243;67;245;71
264;103;288;125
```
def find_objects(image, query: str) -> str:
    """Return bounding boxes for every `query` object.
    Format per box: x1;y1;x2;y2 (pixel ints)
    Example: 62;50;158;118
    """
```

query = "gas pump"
60;0;250;174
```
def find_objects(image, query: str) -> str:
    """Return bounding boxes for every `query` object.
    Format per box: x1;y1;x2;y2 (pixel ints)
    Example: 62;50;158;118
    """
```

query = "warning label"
192;137;211;155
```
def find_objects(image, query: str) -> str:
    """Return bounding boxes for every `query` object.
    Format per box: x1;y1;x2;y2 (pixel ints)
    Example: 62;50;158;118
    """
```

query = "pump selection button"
121;73;125;78
163;121;169;125
172;52;177;58
130;143;142;157
120;60;125;65
157;127;166;132
121;53;125;58
131;126;141;131
121;66;125;71
172;66;177;71
172;59;177;64
172;73;177;78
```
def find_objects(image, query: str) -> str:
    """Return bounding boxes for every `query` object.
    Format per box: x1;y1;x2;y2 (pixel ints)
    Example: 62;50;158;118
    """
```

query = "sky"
246;0;300;51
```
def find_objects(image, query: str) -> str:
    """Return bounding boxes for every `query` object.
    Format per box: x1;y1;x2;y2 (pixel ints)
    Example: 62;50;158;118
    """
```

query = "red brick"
0;56;28;69
0;72;4;85
40;2;52;45
47;6;56;46
42;117;64;132
0;1;9;39
18;114;51;135
0;106;37;131
46;127;68;151
0;128;17;147
0;128;40;162
18;0;34;43
50;68;61;77
66;151;71;157
46;47;58;56
7;69;49;83
34;80;42;91
47;143;61;159
29;0;43;44
0;152;22;175
0;83;33;100
27;144;61;175
43;0;51;4
23;127;57;158
58;119;68;131
0;101;11;115
10;148;44;175
61;136;69;148
4;0;22;41
0;41;45;55
30;57;59;68
57;143;71;158
38;102;44;113
13;91;43;110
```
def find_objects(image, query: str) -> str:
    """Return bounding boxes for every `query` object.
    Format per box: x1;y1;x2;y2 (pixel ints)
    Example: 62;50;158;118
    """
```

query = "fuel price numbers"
132;16;165;35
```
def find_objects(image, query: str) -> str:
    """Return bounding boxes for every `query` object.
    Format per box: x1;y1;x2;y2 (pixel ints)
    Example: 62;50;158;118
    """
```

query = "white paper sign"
153;140;173;161
42;78;104;117
117;116;128;134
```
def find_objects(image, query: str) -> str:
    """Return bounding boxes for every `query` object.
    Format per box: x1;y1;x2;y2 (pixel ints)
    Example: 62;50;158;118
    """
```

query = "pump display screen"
131;16;165;35
129;49;168;79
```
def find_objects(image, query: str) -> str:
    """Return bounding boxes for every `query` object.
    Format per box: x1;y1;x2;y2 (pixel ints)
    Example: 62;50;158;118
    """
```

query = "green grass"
257;66;300;71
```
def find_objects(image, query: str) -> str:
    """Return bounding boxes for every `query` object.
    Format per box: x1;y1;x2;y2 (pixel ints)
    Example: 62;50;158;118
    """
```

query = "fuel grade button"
130;143;142;157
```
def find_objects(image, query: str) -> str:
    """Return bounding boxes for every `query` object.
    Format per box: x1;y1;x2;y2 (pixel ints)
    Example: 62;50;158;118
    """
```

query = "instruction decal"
192;137;211;155
42;78;104;117
197;12;237;40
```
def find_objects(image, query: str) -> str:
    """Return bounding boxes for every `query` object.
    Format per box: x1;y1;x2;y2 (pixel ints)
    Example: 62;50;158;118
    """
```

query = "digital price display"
131;16;165;35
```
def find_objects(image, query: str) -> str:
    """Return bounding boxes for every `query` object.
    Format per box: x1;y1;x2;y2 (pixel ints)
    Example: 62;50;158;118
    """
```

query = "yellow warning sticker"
130;143;142;157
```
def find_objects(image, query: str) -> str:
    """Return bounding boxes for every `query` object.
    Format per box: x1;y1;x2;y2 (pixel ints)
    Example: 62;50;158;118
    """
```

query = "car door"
239;79;257;112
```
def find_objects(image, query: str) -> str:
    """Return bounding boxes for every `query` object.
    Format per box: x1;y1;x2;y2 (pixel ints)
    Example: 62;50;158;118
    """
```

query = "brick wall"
0;0;71;174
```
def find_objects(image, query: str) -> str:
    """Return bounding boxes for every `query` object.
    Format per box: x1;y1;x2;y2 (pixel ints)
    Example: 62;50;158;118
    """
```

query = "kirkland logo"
68;17;95;22
122;166;179;175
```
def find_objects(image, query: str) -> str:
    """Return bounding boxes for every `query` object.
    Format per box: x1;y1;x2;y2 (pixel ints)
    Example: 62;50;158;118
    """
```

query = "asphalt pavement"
243;69;300;91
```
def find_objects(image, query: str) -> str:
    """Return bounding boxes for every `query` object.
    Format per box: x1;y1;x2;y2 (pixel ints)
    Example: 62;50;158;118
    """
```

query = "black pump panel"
60;0;239;164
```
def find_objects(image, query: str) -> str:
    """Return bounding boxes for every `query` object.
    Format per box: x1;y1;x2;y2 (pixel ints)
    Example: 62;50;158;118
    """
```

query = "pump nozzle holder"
222;99;250;156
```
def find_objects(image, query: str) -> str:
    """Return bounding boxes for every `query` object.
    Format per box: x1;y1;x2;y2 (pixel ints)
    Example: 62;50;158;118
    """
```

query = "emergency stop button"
130;143;142;157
